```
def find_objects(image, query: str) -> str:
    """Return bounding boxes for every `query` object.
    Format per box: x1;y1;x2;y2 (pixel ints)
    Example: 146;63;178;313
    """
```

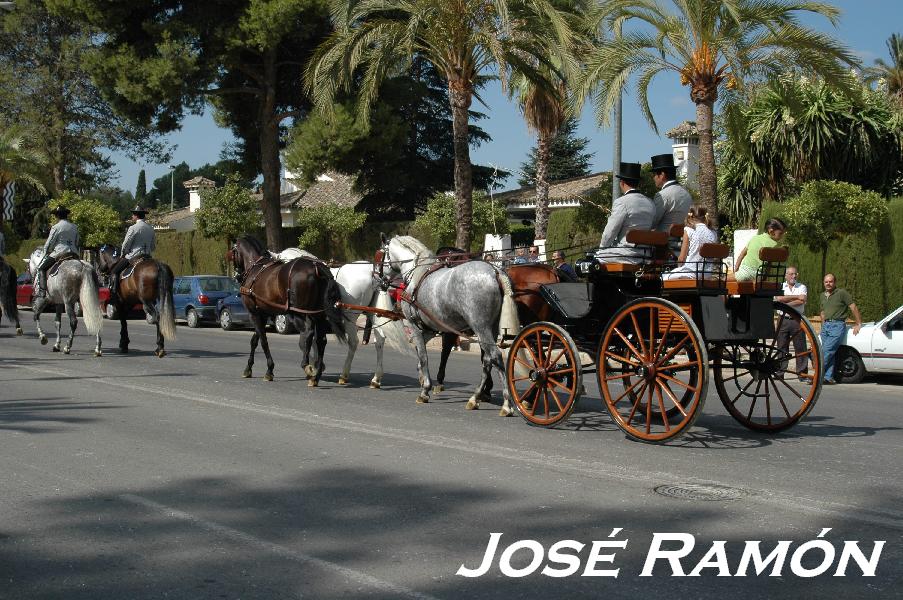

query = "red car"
16;271;140;318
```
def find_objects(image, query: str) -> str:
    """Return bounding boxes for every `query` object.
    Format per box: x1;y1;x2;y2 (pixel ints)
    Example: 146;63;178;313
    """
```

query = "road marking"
120;493;442;600
16;363;903;531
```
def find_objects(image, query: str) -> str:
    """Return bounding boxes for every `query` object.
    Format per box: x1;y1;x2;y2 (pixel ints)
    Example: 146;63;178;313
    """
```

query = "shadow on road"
0;397;120;434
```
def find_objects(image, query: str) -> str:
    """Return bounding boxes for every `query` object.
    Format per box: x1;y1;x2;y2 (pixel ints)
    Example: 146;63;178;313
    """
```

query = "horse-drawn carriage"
504;230;823;443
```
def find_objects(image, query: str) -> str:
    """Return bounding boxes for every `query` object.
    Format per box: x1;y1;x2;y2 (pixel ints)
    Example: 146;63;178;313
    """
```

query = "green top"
822;288;854;321
740;232;779;271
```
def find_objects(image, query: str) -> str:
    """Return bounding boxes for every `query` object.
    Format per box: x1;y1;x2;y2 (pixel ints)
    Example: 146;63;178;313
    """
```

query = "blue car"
173;275;239;328
217;292;293;334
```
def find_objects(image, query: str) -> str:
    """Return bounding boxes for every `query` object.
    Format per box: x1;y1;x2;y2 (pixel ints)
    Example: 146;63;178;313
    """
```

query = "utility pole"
611;20;622;202
169;165;177;211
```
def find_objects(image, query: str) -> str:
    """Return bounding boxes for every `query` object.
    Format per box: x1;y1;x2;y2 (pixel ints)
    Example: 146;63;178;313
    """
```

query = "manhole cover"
654;483;749;501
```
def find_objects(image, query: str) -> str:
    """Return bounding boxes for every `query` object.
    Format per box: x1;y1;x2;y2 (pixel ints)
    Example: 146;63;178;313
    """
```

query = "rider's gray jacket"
43;219;80;258
121;219;155;260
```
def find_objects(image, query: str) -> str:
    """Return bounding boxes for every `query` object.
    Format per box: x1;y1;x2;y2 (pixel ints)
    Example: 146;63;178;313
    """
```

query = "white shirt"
782;281;807;314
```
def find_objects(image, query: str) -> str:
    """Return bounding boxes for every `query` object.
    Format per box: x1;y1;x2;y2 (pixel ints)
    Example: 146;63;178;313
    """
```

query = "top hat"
131;205;147;217
650;153;676;172
51;205;70;218
615;162;642;182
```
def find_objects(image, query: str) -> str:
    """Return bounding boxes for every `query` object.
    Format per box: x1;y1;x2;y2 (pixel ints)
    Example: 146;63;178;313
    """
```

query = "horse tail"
157;262;177;341
322;275;348;345
495;269;521;341
0;262;19;327
373;289;416;356
79;264;104;335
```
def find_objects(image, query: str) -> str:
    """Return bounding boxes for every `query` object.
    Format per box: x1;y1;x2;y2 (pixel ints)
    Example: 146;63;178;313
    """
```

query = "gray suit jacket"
596;190;657;264
43;219;80;258
121;219;156;260
653;181;693;233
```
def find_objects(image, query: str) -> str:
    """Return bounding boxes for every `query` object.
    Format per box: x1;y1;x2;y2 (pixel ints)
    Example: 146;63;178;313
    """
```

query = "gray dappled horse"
379;235;520;414
0;260;22;335
26;248;103;355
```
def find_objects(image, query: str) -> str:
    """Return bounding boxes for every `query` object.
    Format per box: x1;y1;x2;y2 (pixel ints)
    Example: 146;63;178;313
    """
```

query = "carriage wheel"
506;321;582;427
598;298;707;443
712;301;822;432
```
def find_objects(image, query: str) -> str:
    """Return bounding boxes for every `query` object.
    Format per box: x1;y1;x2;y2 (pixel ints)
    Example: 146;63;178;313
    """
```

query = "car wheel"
836;347;865;383
220;308;235;331
186;307;200;328
105;303;117;320
275;314;295;335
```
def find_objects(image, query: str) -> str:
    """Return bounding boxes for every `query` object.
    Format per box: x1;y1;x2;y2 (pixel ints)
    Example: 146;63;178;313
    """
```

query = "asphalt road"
0;316;901;599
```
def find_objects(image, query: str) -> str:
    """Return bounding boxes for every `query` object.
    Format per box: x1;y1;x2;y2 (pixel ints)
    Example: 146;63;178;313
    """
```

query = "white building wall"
671;139;699;190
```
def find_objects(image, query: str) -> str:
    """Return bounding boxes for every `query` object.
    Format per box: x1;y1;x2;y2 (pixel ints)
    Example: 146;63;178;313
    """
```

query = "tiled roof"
148;207;192;228
272;172;363;210
495;171;610;205
666;121;698;138
183;176;216;189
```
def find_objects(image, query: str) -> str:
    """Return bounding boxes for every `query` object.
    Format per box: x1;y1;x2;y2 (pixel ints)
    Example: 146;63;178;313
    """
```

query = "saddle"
120;255;150;280
48;252;80;278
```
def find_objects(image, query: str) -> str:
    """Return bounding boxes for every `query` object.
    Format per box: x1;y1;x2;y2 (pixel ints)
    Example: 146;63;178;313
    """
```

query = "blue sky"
110;0;899;194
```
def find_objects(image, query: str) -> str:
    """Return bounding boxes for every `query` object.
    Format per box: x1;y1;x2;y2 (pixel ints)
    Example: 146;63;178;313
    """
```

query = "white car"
835;305;903;383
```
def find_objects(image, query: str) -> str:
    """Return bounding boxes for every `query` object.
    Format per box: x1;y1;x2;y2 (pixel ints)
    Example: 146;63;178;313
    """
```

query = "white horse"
26;248;103;355
275;248;395;388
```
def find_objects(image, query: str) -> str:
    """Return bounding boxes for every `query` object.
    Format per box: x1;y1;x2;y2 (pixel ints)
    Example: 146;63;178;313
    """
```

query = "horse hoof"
94;350;102;357
433;384;444;393
264;373;274;382
304;364;317;378
63;347;70;355
337;377;348;386
416;395;429;404
465;398;479;410
369;381;381;389
120;347;129;354
40;336;47;345
242;369;252;378
16;328;23;336
156;350;166;358
308;379;318;388
499;407;514;417
52;345;60;353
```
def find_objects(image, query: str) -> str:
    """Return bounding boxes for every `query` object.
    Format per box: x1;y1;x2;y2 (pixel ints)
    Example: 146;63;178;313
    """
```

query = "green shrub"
546;208;603;262
412;192;509;251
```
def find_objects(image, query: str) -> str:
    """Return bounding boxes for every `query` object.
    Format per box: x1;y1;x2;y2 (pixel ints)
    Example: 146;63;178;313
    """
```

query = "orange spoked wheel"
713;301;822;432
598;298;707;443
506;321;583;427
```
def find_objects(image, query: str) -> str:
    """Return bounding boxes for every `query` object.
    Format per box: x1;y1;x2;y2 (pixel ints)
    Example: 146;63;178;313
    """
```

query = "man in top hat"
596;162;657;264
35;205;80;297
650;153;693;253
109;205;156;302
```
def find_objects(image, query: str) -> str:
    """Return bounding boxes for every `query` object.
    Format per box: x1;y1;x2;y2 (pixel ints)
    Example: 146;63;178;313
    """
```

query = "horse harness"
238;255;329;316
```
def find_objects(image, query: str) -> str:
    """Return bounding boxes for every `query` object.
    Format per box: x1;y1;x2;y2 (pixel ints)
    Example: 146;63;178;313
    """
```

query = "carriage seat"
725;246;788;295
662;243;730;291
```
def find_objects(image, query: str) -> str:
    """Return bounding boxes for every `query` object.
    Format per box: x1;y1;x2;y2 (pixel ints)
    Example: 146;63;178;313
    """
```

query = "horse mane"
238;235;268;256
392;236;434;261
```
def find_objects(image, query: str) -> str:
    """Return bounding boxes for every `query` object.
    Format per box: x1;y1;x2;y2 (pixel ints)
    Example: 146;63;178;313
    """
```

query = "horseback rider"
35;205;80;298
109;205;155;302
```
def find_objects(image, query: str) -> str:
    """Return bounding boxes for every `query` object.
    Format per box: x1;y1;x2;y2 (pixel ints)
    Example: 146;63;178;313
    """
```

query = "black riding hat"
51;205;70;218
131;205;147;217
650;153;676;172
615;162;642;183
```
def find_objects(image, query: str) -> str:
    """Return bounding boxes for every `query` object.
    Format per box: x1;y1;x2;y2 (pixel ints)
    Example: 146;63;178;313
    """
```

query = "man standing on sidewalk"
820;273;862;384
775;266;809;381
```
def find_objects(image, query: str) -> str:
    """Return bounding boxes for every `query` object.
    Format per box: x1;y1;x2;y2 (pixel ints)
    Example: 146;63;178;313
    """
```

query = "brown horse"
229;236;347;385
432;250;561;391
97;245;176;357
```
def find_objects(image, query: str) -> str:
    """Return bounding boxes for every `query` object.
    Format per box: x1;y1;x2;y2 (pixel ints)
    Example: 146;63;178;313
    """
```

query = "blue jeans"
820;320;846;381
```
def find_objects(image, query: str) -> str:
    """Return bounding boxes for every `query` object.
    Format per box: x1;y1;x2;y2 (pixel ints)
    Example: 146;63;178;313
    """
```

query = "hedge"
760;197;903;321
546;208;603;262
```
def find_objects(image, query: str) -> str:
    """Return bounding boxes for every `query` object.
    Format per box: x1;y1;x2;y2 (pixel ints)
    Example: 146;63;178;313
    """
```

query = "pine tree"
135;169;146;206
518;118;594;187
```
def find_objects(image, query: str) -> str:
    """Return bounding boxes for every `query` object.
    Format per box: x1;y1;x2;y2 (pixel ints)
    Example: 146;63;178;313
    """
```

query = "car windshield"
198;277;237;293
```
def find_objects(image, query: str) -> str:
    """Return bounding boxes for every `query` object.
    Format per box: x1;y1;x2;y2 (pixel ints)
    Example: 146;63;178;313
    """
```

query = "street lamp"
169;165;177;211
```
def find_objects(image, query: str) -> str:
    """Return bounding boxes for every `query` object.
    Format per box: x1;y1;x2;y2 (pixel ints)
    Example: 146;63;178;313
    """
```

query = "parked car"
836;305;903;383
174;275;239;328
16;271;139;318
216;293;290;333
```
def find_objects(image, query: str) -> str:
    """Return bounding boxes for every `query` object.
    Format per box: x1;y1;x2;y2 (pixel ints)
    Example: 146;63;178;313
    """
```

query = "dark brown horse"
229;236;347;385
97;245;176;357
431;249;561;391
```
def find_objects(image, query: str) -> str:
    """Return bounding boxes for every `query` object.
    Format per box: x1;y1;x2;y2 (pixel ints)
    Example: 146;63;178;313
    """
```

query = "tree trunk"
695;99;718;223
534;132;552;240
449;82;474;250
259;49;284;251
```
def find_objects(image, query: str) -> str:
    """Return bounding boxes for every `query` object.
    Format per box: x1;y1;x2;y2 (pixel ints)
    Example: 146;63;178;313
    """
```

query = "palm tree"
307;0;583;249
0;127;47;226
865;33;903;100
574;0;857;221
